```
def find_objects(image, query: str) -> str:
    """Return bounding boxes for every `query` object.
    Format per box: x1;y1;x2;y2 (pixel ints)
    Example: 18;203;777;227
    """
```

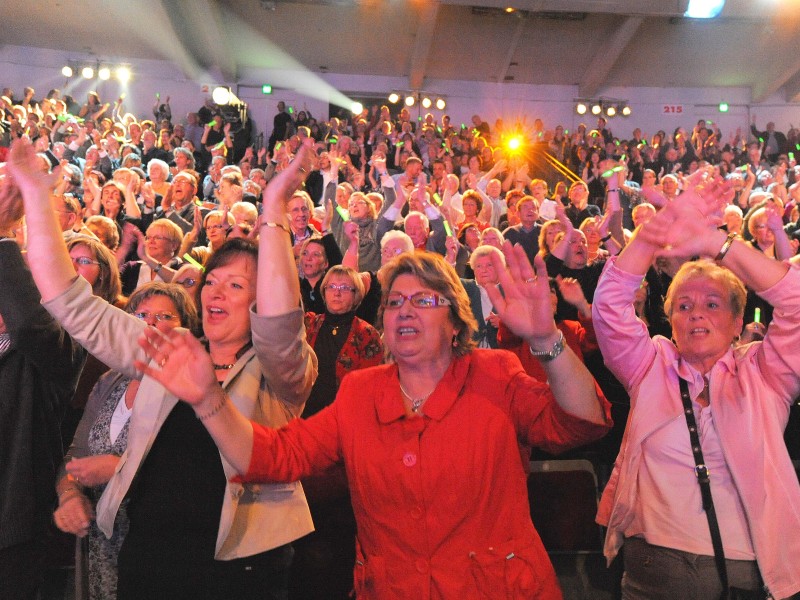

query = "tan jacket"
44;277;317;559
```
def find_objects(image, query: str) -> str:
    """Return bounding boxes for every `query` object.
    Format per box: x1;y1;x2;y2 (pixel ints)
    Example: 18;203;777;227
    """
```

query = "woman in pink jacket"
593;171;800;599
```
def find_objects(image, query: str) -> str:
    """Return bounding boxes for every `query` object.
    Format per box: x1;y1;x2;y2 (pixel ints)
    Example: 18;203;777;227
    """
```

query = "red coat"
304;312;383;385
241;350;612;599
497;318;598;383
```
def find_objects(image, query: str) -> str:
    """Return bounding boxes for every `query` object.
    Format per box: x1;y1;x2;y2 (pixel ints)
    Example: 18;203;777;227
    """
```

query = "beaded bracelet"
261;221;291;234
196;394;228;422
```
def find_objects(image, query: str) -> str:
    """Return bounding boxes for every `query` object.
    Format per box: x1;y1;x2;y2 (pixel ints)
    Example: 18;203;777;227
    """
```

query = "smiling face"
382;273;456;368
287;195;310;233
200;254;257;350
100;185;122;218
204;214;229;248
668;276;742;373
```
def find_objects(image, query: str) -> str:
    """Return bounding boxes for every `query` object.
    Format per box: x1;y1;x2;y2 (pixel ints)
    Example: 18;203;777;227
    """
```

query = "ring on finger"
525;277;537;283
159;357;167;368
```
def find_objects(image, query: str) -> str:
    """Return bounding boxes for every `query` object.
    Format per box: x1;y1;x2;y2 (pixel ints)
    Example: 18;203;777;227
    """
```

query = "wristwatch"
529;331;565;362
152;262;163;274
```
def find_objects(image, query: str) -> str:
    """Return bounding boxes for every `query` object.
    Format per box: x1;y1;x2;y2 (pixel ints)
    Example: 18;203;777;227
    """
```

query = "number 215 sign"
663;105;684;115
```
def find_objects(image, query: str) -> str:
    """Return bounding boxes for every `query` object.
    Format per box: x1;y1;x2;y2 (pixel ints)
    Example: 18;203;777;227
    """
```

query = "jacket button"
410;507;423;520
403;452;417;467
415;559;429;573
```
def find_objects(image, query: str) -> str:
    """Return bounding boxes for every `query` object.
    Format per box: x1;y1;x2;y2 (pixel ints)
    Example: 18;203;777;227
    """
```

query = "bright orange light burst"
507;136;522;151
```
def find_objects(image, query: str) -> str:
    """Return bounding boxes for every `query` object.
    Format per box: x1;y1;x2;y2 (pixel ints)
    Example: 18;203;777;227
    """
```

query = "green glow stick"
208;120;217;128
601;166;625;178
182;253;205;272
335;205;349;221
443;220;453;237
432;193;442;206
738;165;748;172
754;307;761;324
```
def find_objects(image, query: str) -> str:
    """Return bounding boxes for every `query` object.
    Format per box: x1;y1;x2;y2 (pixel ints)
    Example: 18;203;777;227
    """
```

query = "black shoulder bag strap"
678;376;730;594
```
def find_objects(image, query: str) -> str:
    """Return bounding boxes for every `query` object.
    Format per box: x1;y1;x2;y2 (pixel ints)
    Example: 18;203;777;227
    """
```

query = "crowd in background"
2;81;800;600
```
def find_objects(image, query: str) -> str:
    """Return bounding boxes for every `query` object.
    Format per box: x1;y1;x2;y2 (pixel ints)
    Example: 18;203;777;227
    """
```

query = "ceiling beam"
579;16;643;98
408;1;441;91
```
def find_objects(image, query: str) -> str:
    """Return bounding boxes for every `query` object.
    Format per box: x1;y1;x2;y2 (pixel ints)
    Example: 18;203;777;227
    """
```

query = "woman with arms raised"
135;147;612;598
6;138;317;600
593;173;800;599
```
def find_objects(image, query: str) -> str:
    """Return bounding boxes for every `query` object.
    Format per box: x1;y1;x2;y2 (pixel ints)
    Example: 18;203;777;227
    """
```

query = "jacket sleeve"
591;256;658;391
251;306;318;412
42;275;147;379
753;267;800;402
0;240;85;382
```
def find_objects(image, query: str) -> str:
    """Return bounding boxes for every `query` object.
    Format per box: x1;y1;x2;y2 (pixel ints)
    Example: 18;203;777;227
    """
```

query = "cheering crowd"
2;83;800;600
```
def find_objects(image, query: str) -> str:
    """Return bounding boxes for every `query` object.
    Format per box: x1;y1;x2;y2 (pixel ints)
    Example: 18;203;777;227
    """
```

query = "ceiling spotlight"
62;65;73;78
212;86;231;105
404;95;416;107
82;66;94;79
621;105;632;117
116;66;131;83
591;103;602;116
351;102;363;115
435;98;446;110
98;67;111;81
576;102;587;115
421;96;432;109
388;92;400;104
606;106;617;117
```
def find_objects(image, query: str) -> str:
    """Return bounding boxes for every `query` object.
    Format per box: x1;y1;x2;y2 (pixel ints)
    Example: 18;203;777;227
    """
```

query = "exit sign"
262;85;273;94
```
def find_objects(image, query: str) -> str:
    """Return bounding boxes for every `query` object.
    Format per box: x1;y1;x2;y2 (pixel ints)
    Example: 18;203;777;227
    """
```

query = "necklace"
212;362;235;370
331;325;339;336
399;381;435;413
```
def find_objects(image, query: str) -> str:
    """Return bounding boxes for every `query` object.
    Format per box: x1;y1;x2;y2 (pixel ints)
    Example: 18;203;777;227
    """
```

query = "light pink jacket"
592;258;800;600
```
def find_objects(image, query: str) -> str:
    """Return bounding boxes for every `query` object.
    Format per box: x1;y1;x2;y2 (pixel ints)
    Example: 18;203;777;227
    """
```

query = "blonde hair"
664;260;747;321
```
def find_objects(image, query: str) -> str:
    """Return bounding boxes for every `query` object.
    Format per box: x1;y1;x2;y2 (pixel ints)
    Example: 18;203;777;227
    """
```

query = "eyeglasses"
301;251;325;259
206;224;228;231
324;284;356;294
71;256;100;266
384;292;452;310
381;247;404;257
348;200;368;207
133;312;178;322
175;278;197;288
145;234;171;242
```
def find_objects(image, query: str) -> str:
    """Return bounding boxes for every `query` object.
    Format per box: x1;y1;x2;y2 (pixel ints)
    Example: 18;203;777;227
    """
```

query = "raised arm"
487;245;606;425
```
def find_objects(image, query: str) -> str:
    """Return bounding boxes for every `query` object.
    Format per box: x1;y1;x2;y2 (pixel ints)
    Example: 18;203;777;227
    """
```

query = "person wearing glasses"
133;140;611;599
8;138;317;600
53;282;197;600
119;218;184;296
292;264;382;598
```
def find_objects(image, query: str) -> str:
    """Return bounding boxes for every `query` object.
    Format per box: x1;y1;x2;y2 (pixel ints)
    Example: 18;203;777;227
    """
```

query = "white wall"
3;44;799;144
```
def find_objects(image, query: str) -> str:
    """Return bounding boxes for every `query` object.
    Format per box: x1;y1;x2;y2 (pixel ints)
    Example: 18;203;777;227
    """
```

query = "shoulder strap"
678;376;729;594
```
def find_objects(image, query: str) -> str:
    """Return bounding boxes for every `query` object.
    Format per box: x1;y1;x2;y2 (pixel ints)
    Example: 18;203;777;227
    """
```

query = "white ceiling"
3;0;800;102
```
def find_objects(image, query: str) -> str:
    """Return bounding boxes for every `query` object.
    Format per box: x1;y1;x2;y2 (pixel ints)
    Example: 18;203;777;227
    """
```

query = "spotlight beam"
578;16;643;97
408;1;439;90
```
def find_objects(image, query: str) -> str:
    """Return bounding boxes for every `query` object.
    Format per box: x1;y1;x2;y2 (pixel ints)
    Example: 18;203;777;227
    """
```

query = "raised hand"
486;243;558;343
134;327;218;405
556;275;590;315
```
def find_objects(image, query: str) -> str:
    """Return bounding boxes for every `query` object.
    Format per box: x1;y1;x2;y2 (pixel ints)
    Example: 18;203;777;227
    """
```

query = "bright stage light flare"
62;66;73;77
82;66;94;79
98;67;111;81
506;136;523;151
351;102;363;115
116;67;131;83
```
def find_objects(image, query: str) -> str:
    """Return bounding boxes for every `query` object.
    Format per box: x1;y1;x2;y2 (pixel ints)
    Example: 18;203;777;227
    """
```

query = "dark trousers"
118;537;293;600
622;537;762;600
0;539;45;600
